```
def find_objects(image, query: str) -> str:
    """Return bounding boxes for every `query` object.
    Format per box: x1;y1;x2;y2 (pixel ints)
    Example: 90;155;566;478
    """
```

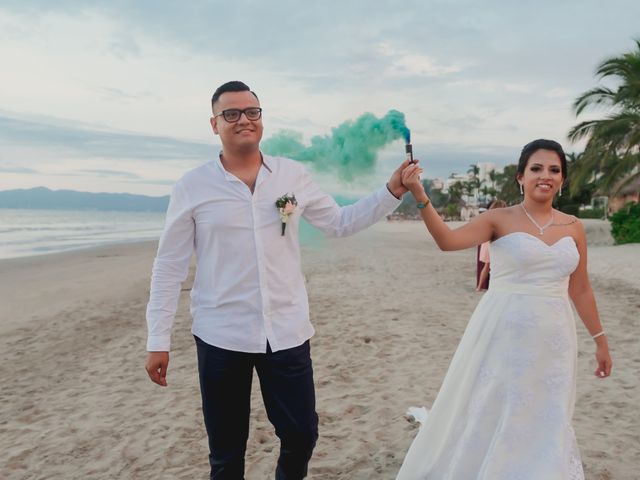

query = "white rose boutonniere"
275;193;298;236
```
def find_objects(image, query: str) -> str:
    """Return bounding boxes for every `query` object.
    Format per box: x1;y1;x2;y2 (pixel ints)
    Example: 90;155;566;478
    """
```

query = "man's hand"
387;158;416;199
145;351;169;386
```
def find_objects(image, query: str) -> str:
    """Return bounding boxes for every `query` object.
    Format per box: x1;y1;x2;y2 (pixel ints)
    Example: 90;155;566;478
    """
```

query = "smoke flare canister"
405;143;414;164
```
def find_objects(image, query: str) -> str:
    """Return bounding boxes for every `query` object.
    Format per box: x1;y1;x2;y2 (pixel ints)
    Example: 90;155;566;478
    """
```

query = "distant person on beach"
144;80;411;479
476;199;507;291
396;139;612;479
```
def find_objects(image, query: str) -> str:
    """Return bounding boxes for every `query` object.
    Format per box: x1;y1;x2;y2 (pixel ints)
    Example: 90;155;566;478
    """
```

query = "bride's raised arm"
401;162;495;251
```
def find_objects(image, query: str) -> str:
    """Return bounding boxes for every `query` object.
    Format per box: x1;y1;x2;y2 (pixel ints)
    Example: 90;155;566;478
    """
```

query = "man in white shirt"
145;81;410;479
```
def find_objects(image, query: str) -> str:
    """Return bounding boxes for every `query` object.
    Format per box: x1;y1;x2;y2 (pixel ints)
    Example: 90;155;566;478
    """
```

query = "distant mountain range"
0;187;359;212
0;187;170;212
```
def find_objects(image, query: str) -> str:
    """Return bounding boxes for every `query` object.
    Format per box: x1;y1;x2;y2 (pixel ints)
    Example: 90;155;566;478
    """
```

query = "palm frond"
568;120;602;142
568;148;603;196
573;86;616;115
568;41;640;196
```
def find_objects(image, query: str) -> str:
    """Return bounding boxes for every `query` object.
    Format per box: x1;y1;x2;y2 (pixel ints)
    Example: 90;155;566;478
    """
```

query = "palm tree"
495;165;520;205
466;164;481;203
568;40;640;196
488;169;498;190
447;181;465;205
555;152;600;215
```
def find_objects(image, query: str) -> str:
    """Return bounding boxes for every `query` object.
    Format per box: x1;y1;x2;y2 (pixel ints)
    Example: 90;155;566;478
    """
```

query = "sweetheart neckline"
493;231;576;248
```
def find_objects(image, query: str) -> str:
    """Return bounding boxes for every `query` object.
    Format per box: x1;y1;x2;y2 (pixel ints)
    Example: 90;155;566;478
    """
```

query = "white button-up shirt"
146;155;401;353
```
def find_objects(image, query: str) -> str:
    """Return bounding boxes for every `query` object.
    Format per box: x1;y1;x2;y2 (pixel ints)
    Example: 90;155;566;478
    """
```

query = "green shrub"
610;202;640;244
578;208;604;219
445;203;460;220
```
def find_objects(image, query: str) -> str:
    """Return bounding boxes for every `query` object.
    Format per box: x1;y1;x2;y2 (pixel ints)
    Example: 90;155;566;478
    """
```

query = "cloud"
131;178;177;186
78;169;142;179
108;33;142;60
0;165;39;174
448;79;536;94
94;86;158;102
407;142;518;175
545;87;570;99
268;115;323;130
377;42;466;78
0;113;215;161
1;0;639;197
72;170;175;186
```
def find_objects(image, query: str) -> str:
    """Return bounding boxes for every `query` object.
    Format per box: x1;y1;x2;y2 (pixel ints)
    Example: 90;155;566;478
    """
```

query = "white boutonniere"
275;193;298;236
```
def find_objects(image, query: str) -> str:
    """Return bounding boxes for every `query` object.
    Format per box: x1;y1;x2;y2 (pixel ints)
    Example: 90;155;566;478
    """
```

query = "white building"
478;162;497;185
430;178;444;190
442;173;470;194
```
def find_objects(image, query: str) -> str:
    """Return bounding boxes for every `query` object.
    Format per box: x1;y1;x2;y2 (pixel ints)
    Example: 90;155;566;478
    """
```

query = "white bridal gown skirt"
396;285;584;480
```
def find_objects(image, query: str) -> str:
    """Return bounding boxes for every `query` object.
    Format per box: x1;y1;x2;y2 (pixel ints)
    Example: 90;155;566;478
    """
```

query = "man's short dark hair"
211;81;259;113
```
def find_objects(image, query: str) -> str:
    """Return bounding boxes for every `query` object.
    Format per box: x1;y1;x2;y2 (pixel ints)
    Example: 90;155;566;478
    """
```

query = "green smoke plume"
261;110;410;181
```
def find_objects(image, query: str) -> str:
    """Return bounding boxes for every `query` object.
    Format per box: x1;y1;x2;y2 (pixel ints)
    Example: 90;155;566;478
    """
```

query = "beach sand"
2;220;638;479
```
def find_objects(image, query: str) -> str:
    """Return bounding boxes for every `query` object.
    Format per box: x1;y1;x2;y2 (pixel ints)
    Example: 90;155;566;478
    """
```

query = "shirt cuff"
147;335;171;352
382;184;403;203
378;184;403;211
386;182;401;200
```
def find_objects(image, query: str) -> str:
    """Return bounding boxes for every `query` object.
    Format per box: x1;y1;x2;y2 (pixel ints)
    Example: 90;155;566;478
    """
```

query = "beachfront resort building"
478;162;497;185
609;176;640;214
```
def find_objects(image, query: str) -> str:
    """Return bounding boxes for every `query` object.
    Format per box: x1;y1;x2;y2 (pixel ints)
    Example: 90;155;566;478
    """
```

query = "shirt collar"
216;151;272;179
261;154;273;172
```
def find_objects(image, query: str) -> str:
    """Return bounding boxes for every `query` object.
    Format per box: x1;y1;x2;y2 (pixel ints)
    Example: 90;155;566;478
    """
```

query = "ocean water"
0;209;166;260
0;208;325;260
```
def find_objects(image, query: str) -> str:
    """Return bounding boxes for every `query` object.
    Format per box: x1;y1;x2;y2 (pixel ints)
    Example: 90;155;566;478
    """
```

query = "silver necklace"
521;203;554;235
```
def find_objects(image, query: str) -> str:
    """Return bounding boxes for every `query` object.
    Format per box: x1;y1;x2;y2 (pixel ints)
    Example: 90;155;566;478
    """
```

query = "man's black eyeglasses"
214;107;262;123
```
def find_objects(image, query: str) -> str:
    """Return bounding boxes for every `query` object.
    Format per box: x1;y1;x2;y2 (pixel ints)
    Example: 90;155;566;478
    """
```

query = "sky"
1;1;638;197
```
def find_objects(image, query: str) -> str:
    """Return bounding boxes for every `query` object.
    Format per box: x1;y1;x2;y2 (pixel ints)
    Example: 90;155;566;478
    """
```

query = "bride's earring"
559;185;562;197
519;183;524;195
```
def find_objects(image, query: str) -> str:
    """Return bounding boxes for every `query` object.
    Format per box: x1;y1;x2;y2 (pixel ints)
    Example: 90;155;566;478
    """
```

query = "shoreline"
0;237;159;264
0;217;615;263
0;207;165;261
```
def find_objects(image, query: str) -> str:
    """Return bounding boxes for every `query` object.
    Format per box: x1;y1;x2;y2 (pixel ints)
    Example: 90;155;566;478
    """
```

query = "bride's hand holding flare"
387;158;416;199
401;161;425;197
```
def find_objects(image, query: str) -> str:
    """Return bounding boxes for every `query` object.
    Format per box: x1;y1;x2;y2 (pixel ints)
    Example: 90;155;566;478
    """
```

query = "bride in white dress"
396;139;612;480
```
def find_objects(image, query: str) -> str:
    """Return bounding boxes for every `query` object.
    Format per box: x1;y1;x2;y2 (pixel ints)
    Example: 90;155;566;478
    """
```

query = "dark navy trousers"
195;336;319;480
